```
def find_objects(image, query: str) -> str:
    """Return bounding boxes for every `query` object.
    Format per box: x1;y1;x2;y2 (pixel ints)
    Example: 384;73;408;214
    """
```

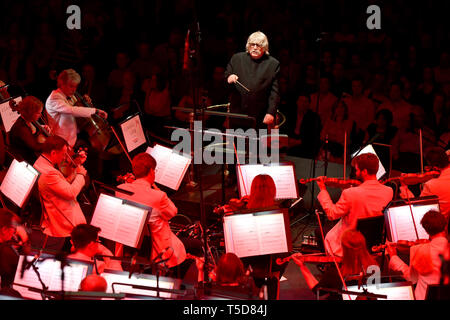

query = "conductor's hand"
263;113;275;126
227;74;239;84
95;109;108;119
315;176;327;191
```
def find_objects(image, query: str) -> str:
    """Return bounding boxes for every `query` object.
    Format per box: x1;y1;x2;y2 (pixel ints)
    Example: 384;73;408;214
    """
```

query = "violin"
213;196;250;215
299;177;361;189
371;239;430;253
276;252;342;265
382;171;440;186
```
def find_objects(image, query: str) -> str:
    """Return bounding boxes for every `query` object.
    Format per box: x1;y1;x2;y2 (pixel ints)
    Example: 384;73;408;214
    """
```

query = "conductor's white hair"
246;31;269;55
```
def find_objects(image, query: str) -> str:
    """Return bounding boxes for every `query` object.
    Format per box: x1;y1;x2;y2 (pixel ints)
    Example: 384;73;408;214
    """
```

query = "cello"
72;92;122;158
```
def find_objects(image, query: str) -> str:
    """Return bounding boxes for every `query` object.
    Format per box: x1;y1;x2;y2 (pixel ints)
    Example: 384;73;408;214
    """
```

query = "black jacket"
225;52;280;127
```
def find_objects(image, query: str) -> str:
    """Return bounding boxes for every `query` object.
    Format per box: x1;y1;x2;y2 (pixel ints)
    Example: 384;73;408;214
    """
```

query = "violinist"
292;230;378;300
45;69;107;148
223;174;287;300
115;153;191;277
33;136;88;251
217;174;278;215
292;230;379;300
0;209;29;298
420;147;450;222
387;210;448;300
316;153;393;257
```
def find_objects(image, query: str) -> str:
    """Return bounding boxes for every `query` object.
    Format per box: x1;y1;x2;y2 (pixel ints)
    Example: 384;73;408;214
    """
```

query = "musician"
292;230;378;300
198;253;261;299
9;96;47;164
420;147;450;221
33;136;88;250
68;224;122;273
225;31;280;128
45;69;107;148
115;153;187;271
224;174;287;299
79;274;108;292
0;209;27;298
387;210;449;300
316;153;393;257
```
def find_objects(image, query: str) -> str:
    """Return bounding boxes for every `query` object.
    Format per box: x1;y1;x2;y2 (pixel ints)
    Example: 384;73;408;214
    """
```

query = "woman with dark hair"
246;174;277;210
9;96;48;164
293;229;378;300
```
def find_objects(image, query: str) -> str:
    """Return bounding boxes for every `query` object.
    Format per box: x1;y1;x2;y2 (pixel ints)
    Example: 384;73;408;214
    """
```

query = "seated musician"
115;153;188;276
45;68;107;148
193;252;261;299
79;274;108;292
420;147;450;222
292;229;379;300
387;210;448;300
68;224;122;273
315;153;393;257
219;174;278;215
33;136;88;251
222;174;287;299
0;208;30;298
9;96;49;164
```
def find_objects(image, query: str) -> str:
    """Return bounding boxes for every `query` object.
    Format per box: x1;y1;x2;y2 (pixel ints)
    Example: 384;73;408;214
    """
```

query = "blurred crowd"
0;0;449;172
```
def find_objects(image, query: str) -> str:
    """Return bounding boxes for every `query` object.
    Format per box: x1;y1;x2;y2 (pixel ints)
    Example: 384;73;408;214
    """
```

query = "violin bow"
315;209;351;299
343;131;347;181
233;141;248;196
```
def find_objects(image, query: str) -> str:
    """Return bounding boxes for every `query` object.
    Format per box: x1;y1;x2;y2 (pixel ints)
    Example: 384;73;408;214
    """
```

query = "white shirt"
116;179;186;268
45;88;96;147
318;180;393;257
421;167;450;220
33;155;86;237
389;236;448;300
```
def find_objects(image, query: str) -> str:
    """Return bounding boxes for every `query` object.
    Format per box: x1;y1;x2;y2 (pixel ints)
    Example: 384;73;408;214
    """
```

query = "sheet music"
387;204;438;242
0;96;21;132
120;115;146;152
224;212;289;258
13;256;89;300
102;272;175;299
90;194;150;248
238;164;298;199
146;144;191;190
114;203;148;246
254;214;289;254
0;159;40;208
343;283;415;300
